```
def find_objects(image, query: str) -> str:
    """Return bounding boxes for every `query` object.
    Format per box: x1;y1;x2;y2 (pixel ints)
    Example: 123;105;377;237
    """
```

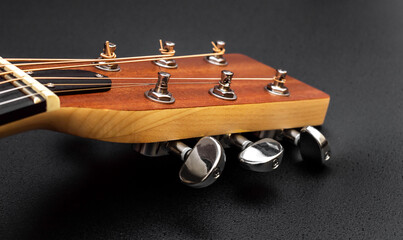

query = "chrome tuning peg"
167;137;226;188
205;40;228;66
259;126;331;164
145;71;175;104
221;134;283;172
95;41;120;72
153;40;178;68
133;137;226;188
265;69;289;96
209;70;237;100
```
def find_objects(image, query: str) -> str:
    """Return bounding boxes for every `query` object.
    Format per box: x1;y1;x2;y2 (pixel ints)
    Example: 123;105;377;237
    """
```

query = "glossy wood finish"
0;54;330;143
56;54;329;110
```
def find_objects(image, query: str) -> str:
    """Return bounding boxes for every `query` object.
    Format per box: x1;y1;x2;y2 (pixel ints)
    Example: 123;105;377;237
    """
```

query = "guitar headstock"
1;40;329;143
0;40;331;188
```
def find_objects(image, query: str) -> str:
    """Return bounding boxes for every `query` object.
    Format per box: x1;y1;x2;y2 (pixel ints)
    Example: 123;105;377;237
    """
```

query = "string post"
265;69;290;97
95;41;121;72
144;71;175;104
205;40;228;66
154;40;178;69
209;70;237;100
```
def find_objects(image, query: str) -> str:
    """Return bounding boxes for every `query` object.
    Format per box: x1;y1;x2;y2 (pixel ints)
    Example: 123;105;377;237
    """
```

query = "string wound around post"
265;69;290;96
153;40;178;69
95;41;120;72
205;40;228;66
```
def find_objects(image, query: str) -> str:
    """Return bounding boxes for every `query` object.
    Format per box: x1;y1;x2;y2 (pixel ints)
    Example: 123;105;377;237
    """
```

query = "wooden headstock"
0;52;329;143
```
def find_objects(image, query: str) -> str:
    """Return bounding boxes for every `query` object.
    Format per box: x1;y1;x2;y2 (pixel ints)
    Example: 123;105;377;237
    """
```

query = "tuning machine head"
133;137;226;188
260;126;331;164
95;41;120;72
153;40;178;69
265;69;290;96
168;137;226;188
225;134;283;172
205;40;228;66
297;126;331;164
209;70;237;100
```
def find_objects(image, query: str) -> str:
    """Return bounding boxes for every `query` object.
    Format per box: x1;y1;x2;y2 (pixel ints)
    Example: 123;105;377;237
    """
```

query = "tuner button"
205;40;228;66
209;70;237;100
153;40;178;69
230;134;283;172
145;72;175;104
280;126;331;164
265;69;290;96
171;137;226;188
298;126;331;164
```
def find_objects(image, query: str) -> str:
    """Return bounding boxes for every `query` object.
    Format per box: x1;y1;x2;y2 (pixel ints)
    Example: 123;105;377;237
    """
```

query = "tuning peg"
153;40;178;68
166;137;226;188
221;133;283;172
95;41;120;72
205;40;228;66
133;137;226;188
209;70;237;100
265;69;290;96
259;126;331;164
145;71;175;104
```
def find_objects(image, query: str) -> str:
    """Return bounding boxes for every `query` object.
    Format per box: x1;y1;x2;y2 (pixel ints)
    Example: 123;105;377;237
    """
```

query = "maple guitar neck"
0;53;329;143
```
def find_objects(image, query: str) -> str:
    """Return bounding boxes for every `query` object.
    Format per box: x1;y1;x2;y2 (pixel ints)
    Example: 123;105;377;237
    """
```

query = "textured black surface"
0;0;402;239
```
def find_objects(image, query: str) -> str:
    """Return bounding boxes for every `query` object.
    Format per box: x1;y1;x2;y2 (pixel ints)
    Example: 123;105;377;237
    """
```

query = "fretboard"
0;57;60;125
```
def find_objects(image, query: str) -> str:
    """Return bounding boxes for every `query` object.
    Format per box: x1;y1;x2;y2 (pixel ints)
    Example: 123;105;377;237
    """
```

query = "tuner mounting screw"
205;40;228;66
265;69;290;96
153;40;178;69
209;70;237;100
145;71;175;104
95;41;120;72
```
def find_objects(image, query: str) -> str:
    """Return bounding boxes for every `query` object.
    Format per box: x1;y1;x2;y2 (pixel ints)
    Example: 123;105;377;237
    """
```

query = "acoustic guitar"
0;40;331;188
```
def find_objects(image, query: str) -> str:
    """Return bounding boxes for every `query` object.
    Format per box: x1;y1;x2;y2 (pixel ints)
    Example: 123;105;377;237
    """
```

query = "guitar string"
33;77;274;80
0;76;274;86
0;92;41;106
0;76;275;98
0;74;278;105
0;81;229;97
0;51;224;77
0;83;149;96
0;53;171;68
2;40;216;63
0;81;221;105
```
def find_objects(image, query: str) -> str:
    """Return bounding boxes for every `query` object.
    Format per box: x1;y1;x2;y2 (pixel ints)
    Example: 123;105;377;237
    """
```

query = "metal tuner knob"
227;134;284;172
260;126;331;165
167;137;226;188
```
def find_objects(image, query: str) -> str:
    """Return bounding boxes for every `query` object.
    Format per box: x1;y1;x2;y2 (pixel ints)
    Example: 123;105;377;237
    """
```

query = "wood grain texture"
56;54;329;110
0;53;330;143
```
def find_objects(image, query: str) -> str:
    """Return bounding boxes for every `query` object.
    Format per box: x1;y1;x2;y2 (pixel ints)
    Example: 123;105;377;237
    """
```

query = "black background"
0;0;402;239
